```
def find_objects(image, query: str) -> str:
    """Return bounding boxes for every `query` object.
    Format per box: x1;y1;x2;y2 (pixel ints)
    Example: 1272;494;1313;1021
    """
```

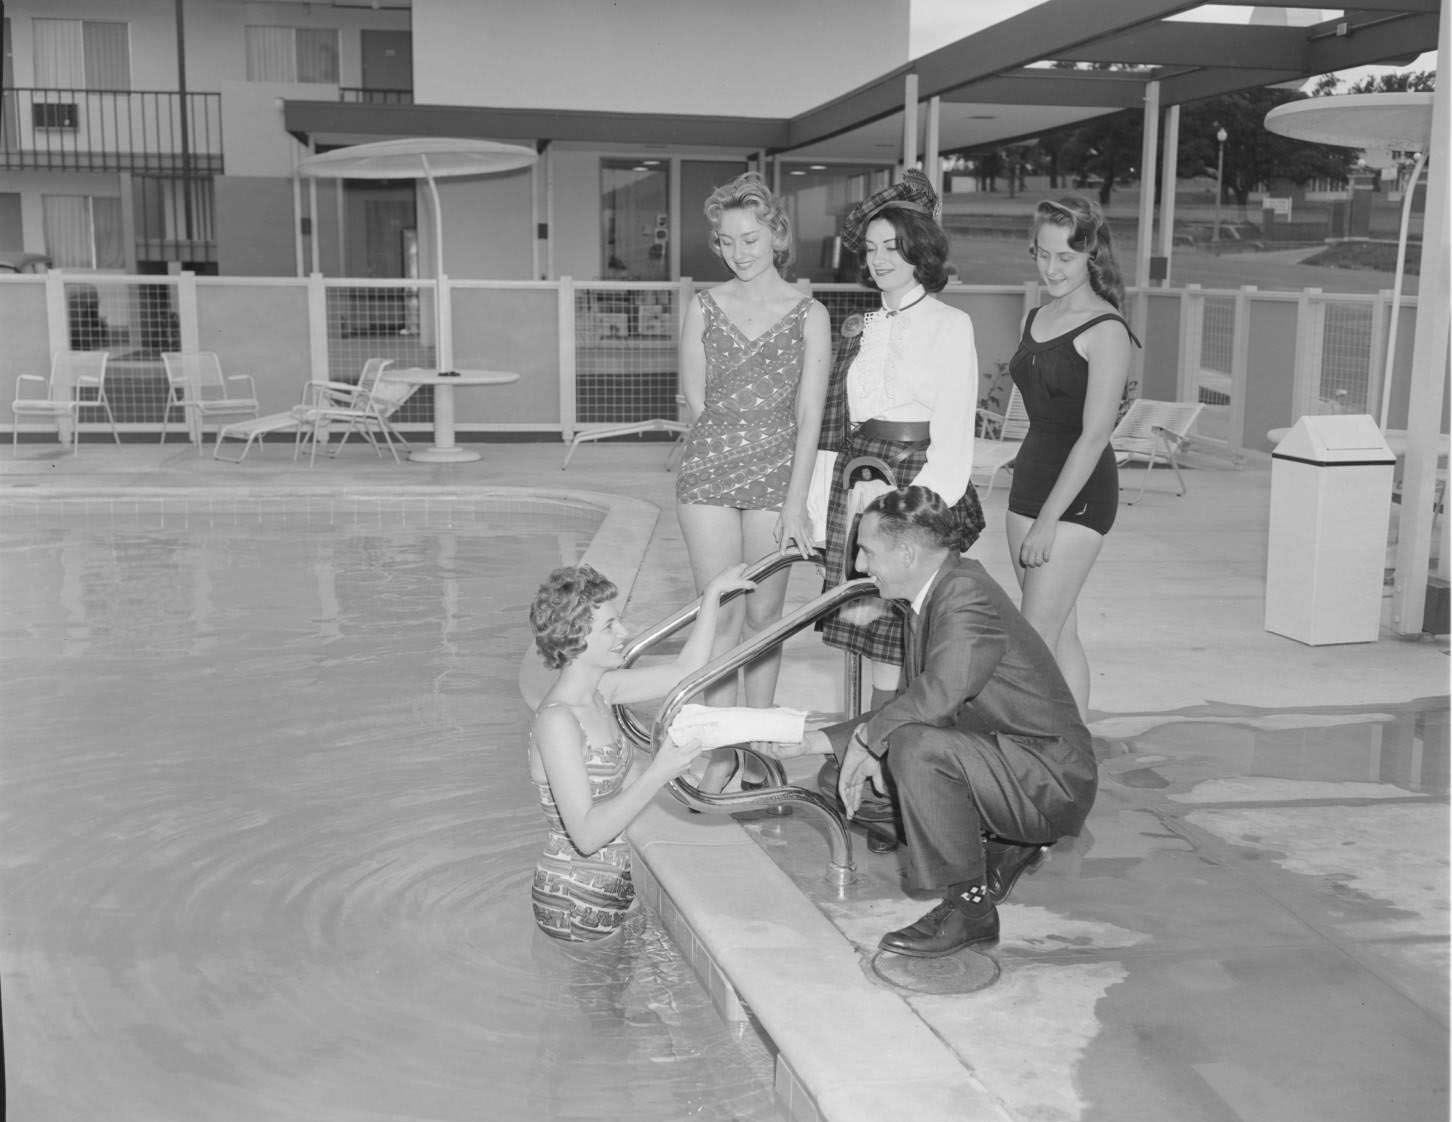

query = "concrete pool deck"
3;435;1447;1122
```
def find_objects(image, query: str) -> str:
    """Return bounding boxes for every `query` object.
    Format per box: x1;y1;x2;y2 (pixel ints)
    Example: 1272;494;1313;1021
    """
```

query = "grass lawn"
1301;240;1422;274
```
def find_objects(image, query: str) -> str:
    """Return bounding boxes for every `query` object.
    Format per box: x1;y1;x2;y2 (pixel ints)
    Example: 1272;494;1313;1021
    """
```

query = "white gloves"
668;704;808;750
848;477;893;521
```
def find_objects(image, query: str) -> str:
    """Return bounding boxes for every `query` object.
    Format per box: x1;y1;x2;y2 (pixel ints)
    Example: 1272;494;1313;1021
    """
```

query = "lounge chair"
213;411;308;463
561;393;689;471
10;350;120;454
160;351;260;452
1111;398;1204;504
972;384;1030;496
213;358;397;463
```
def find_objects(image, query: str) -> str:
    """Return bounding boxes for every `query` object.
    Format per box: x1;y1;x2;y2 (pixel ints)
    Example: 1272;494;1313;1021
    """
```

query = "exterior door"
359;191;414;278
361;30;412;98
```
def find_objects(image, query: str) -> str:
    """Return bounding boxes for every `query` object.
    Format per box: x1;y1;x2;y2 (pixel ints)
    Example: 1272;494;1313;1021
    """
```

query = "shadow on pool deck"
4;436;1448;1122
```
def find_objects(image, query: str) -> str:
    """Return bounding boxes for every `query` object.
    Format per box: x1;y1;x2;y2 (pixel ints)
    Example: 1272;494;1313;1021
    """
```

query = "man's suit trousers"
889;722;1062;892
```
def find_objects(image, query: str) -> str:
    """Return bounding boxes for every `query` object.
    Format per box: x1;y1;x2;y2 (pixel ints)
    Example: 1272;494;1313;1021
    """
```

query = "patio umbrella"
1263;93;1434;429
297;137;538;371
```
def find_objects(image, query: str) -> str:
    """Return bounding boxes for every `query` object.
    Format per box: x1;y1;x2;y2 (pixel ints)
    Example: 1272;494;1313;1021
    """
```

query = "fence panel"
194;279;313;419
323;279;437;426
55;273;180;425
1319;295;1377;415
452;283;563;430
0;271;1424;455
572;282;682;430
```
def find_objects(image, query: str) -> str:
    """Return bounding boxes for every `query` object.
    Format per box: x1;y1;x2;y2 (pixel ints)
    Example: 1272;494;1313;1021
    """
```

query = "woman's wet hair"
529;564;619;669
704;171;794;270
856;208;951;293
1030;195;1125;310
864;485;974;554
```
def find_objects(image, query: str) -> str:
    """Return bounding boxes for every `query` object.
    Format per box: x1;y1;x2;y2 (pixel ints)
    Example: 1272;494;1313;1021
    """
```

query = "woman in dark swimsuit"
1006;196;1138;715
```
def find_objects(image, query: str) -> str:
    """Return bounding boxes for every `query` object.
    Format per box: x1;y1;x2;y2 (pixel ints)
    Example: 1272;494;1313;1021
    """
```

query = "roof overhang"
781;0;1439;159
284;0;1439;162
284;101;790;157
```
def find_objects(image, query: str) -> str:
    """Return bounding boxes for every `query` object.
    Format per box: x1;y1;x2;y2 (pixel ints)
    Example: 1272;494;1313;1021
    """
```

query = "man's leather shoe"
985;839;1048;904
879;900;999;958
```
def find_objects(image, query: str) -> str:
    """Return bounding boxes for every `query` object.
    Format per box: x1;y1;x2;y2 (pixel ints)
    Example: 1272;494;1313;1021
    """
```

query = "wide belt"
855;418;931;442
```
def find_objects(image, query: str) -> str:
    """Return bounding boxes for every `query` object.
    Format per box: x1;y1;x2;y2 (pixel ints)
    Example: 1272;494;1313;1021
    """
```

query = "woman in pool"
1006;196;1138;715
675;171;830;790
527;561;753;942
817;169;984;709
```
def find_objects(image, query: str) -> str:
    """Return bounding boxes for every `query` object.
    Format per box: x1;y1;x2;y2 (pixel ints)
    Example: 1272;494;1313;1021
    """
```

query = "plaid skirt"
818;428;986;664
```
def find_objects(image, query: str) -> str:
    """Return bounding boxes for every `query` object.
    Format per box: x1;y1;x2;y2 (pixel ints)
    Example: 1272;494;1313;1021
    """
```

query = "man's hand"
838;735;884;819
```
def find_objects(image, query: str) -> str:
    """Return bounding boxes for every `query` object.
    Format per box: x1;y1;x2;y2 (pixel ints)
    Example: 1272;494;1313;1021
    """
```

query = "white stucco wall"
412;0;909;117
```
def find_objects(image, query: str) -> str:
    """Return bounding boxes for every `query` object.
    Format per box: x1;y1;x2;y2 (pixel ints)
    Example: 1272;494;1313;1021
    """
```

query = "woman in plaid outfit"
818;170;984;707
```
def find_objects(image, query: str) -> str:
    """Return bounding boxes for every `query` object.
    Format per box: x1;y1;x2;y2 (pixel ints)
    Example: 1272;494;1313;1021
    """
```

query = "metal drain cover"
870;948;1000;994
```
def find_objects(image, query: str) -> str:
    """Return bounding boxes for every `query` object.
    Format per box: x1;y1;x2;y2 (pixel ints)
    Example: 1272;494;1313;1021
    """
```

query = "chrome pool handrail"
613;549;816;758
649;577;880;888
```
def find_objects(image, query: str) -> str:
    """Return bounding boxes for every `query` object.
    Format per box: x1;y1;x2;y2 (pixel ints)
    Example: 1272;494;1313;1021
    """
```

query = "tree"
1315;70;1436;95
973;148;1004;192
1177;89;1353;207
1057;110;1144;205
1035;62;1149;205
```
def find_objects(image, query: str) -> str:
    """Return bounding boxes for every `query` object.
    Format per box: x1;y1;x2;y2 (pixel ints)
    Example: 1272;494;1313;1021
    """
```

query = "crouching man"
766;485;1097;957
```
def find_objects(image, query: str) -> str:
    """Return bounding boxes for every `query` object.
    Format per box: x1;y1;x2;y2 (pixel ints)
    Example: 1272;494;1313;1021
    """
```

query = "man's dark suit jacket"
824;553;1097;838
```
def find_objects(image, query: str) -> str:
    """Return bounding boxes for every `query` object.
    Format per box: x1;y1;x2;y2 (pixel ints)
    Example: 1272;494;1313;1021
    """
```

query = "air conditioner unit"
32;102;79;129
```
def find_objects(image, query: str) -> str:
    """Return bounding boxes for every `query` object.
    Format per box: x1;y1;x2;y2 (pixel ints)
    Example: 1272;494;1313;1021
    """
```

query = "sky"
907;1;1438;87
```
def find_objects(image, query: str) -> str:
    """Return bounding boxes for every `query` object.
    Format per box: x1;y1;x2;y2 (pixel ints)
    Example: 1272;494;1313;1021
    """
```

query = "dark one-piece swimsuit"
1007;306;1140;537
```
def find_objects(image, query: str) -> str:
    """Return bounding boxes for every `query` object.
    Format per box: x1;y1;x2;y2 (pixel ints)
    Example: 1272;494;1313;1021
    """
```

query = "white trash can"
1265;414;1395;645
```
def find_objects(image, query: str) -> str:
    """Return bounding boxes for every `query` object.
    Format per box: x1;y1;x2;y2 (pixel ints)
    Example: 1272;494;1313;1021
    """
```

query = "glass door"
600;158;670;281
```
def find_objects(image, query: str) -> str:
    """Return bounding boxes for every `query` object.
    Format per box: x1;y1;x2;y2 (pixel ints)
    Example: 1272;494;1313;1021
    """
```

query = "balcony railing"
0;87;224;174
338;87;414;105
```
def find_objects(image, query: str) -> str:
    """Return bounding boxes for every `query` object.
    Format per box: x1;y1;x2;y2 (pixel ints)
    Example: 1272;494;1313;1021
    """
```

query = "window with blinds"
245;26;339;84
33;19;130;90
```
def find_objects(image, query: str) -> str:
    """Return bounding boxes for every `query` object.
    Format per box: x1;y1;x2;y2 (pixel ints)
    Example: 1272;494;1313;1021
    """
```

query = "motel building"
0;0;1443;631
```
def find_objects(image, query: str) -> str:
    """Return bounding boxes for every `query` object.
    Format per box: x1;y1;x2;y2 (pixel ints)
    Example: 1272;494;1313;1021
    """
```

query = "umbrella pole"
420;154;451;371
1379;149;1425;430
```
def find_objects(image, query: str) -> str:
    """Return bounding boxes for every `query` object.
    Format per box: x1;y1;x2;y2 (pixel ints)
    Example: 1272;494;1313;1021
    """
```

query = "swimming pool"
0;496;782;1121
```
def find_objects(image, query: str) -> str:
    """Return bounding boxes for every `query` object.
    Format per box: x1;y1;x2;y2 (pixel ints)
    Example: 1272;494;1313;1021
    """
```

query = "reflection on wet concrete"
748;702;1449;1122
0;508;784;1122
869;944;999;995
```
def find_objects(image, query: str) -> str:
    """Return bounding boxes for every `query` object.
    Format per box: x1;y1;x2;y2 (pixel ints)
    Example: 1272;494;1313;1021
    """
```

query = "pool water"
0;503;782;1121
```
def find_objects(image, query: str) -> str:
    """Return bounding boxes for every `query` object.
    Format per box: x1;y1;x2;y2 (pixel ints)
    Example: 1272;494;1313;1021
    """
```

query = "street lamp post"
1212;126;1228;243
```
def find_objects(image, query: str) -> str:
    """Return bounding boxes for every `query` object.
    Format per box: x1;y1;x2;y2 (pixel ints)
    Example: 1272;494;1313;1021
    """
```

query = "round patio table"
382;368;519;463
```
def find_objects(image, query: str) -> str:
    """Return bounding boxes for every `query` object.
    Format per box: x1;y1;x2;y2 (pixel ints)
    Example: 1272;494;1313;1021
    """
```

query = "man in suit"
770;485;1097;957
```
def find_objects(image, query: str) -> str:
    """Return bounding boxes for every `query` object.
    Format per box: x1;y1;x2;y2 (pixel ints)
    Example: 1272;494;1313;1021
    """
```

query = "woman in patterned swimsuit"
527;562;753;942
1006;196;1138;715
675;172;830;790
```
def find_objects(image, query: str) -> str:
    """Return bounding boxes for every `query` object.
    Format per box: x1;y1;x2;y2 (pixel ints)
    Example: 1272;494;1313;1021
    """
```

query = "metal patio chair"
973;384;1031;497
11;350;120;454
1111;398;1204;504
293;362;414;466
160;351;260;453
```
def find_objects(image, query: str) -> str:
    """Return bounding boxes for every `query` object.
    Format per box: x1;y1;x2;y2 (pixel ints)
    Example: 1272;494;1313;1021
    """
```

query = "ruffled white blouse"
846;285;979;506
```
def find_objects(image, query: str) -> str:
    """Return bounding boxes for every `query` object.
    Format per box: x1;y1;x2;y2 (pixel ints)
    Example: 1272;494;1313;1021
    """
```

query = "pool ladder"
616;550;883;890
